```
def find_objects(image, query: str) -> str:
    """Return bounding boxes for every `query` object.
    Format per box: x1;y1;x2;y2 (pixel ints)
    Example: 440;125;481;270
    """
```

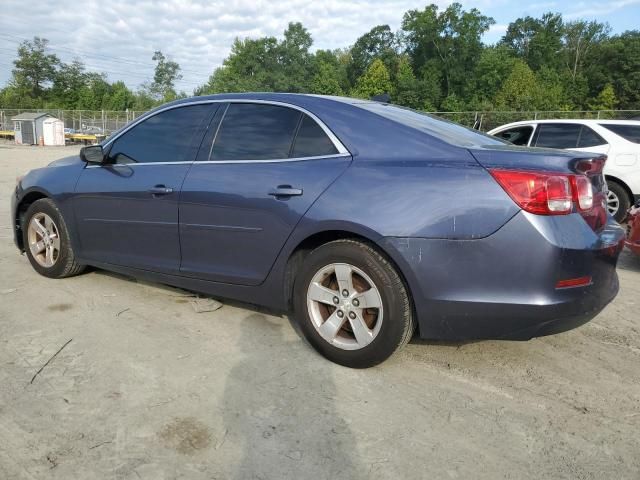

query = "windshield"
356;103;507;148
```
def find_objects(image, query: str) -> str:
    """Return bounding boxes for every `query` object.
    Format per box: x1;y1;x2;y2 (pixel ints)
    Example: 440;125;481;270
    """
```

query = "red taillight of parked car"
490;170;575;215
490;168;607;230
490;169;601;216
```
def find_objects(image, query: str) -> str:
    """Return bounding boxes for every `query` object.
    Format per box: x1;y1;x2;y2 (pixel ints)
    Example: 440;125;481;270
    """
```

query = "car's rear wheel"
606;180;630;223
22;198;85;278
293;239;415;368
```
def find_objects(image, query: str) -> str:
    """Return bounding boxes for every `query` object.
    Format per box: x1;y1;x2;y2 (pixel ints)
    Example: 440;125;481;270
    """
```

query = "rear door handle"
148;185;174;196
269;186;303;197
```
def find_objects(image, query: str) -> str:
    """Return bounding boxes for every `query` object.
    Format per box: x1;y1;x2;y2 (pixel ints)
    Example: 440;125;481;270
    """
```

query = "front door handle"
269;185;303;197
148;185;174;196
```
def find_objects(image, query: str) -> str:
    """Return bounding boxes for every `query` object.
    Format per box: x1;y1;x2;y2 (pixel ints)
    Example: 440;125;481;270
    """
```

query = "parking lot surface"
1;143;639;479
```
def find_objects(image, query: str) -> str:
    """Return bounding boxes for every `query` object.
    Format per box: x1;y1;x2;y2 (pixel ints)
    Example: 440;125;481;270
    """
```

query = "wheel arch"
282;228;418;332
14;189;51;251
605;175;634;204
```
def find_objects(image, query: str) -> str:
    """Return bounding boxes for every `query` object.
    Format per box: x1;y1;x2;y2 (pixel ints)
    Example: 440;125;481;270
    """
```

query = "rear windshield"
599;123;640;144
356;103;506;148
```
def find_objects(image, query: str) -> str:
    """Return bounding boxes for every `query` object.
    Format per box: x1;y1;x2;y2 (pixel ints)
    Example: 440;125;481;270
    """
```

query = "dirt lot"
0;143;639;479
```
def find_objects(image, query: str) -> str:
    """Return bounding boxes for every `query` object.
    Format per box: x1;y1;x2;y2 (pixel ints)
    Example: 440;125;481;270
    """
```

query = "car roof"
491;118;640;130
138;93;505;158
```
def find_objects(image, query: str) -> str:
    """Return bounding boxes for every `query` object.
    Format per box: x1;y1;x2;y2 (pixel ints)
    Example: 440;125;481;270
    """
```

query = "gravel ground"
1;143;639;479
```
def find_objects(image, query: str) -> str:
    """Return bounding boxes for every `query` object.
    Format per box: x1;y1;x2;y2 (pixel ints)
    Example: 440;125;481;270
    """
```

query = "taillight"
490;170;573;215
490;169;599;216
571;175;593;210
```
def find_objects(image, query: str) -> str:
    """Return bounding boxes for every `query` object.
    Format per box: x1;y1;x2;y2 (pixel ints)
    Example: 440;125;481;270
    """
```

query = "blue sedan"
11;94;626;367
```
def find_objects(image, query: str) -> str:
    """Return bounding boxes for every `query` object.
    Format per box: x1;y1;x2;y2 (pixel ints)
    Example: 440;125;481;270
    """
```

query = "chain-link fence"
0;109;145;134
1;108;639;136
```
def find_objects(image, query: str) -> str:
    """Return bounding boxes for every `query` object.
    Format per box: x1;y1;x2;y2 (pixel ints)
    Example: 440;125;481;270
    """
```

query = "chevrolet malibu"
11;94;626;368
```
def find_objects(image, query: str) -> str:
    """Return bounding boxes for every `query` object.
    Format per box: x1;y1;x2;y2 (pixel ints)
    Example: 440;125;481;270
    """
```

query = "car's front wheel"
22;198;85;279
293;239;415;368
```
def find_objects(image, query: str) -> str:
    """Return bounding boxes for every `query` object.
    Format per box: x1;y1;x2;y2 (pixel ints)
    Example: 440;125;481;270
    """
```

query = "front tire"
22;198;86;279
293;239;415;368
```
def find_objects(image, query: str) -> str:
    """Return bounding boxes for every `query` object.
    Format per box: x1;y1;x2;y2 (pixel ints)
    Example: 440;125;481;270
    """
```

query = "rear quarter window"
599;124;640;144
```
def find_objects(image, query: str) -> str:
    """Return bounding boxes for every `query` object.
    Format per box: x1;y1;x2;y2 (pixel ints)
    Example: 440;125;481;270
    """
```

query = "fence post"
597;111;601;119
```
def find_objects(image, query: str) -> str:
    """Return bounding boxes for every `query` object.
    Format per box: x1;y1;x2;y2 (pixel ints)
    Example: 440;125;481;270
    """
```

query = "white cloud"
565;0;640;18
0;0;456;92
0;0;637;93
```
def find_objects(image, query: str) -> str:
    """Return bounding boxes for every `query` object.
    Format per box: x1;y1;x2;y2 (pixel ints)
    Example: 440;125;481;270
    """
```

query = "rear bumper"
381;211;625;340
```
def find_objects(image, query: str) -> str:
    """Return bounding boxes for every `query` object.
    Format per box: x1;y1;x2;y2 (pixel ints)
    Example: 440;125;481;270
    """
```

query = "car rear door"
179;101;351;286
73;103;213;273
533;122;609;155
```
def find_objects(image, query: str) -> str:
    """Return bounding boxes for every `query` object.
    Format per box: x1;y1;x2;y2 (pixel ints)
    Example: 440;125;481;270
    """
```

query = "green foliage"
311;61;344;96
149;51;182;102
401;3;494;98
347;25;398;84
351;59;392;99
588;84;618;111
1;9;639;114
495;60;540;111
12;37;59;99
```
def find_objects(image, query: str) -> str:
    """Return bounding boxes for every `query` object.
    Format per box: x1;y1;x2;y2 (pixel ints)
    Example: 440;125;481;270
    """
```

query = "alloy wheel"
306;263;383;350
607;190;620;217
27;212;60;268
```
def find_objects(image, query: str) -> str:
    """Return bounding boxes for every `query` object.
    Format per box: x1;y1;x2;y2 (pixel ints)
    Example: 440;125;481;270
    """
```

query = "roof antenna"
371;93;390;103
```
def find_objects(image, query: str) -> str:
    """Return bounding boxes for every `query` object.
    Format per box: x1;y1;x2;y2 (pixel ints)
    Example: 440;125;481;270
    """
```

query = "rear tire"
22;198;86;279
606;180;630;223
293;239;415;368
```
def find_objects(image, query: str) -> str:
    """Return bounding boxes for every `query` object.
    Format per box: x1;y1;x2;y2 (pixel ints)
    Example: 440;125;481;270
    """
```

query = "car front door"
73;103;213;273
493;125;535;146
179;102;352;286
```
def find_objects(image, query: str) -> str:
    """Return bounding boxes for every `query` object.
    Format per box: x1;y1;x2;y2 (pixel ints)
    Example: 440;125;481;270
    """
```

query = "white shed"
42;117;65;146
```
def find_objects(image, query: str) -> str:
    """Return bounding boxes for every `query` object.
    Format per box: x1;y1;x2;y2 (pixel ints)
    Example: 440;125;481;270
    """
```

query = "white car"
488;119;640;222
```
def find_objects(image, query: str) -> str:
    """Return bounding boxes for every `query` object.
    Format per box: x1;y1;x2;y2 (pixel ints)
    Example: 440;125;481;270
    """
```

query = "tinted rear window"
291;115;338;157
212;103;301;160
356;103;505;148
534;123;581;149
577;126;606;148
599;124;640;144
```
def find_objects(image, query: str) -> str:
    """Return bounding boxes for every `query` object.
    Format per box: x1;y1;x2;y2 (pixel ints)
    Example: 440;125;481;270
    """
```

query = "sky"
0;0;639;94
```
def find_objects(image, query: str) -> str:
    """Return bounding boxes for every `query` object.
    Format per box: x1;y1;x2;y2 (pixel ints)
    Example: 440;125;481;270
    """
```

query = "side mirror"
80;145;105;164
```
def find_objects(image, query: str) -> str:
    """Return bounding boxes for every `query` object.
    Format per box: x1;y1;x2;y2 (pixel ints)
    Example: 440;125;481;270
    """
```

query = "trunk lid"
470;145;608;231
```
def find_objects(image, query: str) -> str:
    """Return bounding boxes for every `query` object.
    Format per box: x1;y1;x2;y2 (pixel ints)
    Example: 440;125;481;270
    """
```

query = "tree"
11;37;59;100
394;56;421;108
104;81;136;110
563;20;610;81
196;23;315;94
277;22;314;91
311;61;344;95
50;59;87;108
351;59;392;99
347;25;398;84
472;45;517;107
402;3;494;99
500;13;564;71
149;50;182;101
495;60;540;111
585;31;640;109
588;84;617;111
